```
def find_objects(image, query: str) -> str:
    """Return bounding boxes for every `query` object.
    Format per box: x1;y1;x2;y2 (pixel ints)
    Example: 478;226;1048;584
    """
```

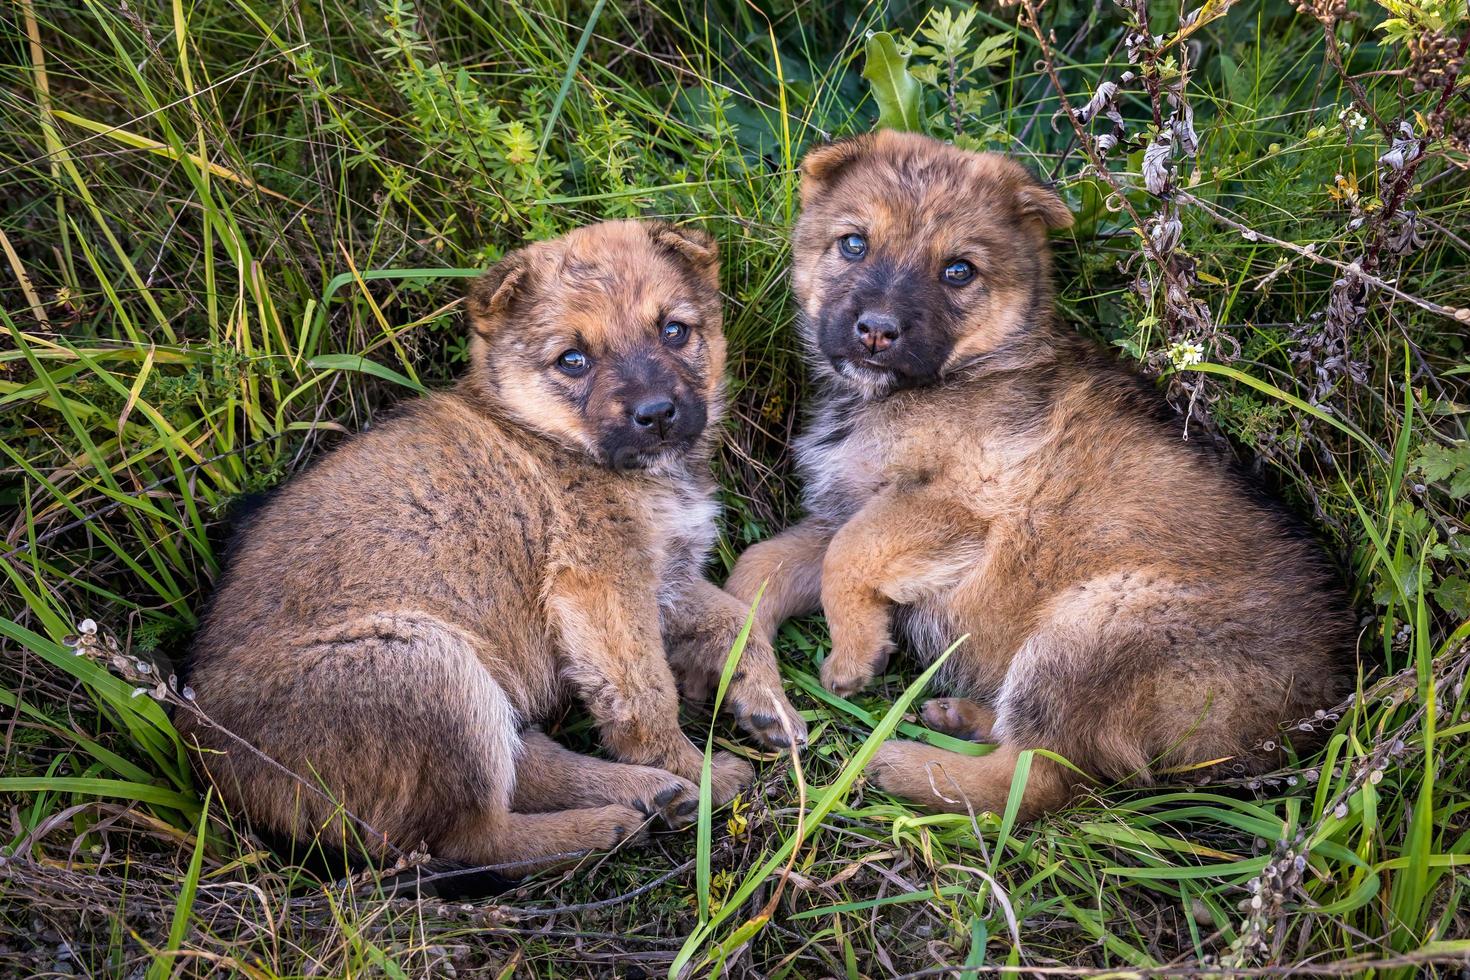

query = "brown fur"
728;131;1354;819
181;220;803;874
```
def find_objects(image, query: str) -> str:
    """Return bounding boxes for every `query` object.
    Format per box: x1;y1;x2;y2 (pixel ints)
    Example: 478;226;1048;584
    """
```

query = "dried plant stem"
1178;191;1470;324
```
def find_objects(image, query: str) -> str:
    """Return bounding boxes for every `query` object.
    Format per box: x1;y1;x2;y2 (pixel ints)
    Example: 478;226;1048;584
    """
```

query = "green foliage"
906;5;1015;139
861;31;926;133
1414;440;1470;498
1376;0;1466;43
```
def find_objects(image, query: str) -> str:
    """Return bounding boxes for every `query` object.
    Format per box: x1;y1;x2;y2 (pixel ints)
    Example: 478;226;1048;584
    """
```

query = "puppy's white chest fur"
642;480;720;596
796;402;895;524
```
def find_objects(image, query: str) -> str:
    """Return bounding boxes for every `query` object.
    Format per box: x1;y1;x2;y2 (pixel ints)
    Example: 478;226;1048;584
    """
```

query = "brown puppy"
182;220;803;874
727;131;1353;819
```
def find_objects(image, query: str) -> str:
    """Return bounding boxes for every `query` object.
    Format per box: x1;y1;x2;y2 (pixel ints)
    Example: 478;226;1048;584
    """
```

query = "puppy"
727;131;1353;819
181;220;803;873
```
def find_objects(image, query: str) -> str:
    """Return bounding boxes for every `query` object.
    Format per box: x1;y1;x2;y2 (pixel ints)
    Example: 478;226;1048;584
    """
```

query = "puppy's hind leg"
433;728;653;874
511;731;701;826
440;806;649;877
865;742;1071;819
190;613;645;876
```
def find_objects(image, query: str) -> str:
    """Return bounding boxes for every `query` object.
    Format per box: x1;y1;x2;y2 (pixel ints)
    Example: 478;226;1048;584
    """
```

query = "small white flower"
1167;341;1206;369
1337;107;1367;131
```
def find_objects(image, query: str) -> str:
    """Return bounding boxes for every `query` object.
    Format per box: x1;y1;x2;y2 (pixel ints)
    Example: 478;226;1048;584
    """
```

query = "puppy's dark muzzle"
603;394;707;471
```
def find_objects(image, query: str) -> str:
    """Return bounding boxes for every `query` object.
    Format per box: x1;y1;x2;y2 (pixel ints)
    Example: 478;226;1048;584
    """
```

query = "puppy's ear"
1016;179;1074;231
798;134;875;207
649;222;720;288
467;249;532;337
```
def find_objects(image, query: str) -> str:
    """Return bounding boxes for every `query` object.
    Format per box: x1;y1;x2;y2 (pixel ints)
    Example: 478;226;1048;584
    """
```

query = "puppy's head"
466;220;725;472
791;131;1072;399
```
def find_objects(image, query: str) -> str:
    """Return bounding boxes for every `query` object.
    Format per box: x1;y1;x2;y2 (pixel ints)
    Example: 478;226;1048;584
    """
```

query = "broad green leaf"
862;32;924;133
308;354;430;394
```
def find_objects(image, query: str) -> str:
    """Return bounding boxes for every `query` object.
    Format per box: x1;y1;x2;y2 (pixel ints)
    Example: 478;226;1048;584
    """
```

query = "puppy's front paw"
630;775;701;828
728;677;808;749
590;804;652;851
820;640;891;698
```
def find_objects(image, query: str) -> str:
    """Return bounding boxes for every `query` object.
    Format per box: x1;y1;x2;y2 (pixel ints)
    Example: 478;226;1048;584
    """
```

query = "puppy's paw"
728;678;808;750
630;775;701;828
920;698;996;741
820;640;891;699
590;803;652;851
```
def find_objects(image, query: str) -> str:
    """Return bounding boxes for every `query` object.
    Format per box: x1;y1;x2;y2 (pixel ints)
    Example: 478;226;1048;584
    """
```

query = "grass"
2;0;1469;974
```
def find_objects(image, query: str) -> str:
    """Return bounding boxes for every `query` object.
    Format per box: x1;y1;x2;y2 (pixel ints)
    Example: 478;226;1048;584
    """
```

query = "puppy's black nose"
632;398;677;434
855;312;902;354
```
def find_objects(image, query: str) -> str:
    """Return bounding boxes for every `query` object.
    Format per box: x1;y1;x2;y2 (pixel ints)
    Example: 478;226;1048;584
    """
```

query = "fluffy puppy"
727;131;1354;819
182;220;802;873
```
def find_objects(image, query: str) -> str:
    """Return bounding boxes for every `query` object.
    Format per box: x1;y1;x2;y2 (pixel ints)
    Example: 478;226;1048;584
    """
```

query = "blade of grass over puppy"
695;584;764;922
671;637;965;978
786;667;989;756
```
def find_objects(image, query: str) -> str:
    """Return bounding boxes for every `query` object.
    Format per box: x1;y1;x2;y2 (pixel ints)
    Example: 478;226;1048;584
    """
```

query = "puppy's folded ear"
799;134;875;207
1016;179;1074;231
648;222;720;288
466;250;532;337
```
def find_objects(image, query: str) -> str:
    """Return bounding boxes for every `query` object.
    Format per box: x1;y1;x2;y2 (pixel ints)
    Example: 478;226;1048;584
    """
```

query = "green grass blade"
147;788;210;980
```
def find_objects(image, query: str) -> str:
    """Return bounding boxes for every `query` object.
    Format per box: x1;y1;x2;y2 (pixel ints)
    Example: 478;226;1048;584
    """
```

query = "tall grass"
2;0;1468;975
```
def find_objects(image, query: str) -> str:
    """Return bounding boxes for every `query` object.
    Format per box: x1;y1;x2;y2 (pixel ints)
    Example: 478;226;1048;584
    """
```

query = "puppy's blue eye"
838;233;867;259
661;321;689;346
942;260;976;285
556;349;589;376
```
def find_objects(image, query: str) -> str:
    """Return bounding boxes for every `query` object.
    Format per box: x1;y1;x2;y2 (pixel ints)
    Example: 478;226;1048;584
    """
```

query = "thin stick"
1177;191;1470;324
